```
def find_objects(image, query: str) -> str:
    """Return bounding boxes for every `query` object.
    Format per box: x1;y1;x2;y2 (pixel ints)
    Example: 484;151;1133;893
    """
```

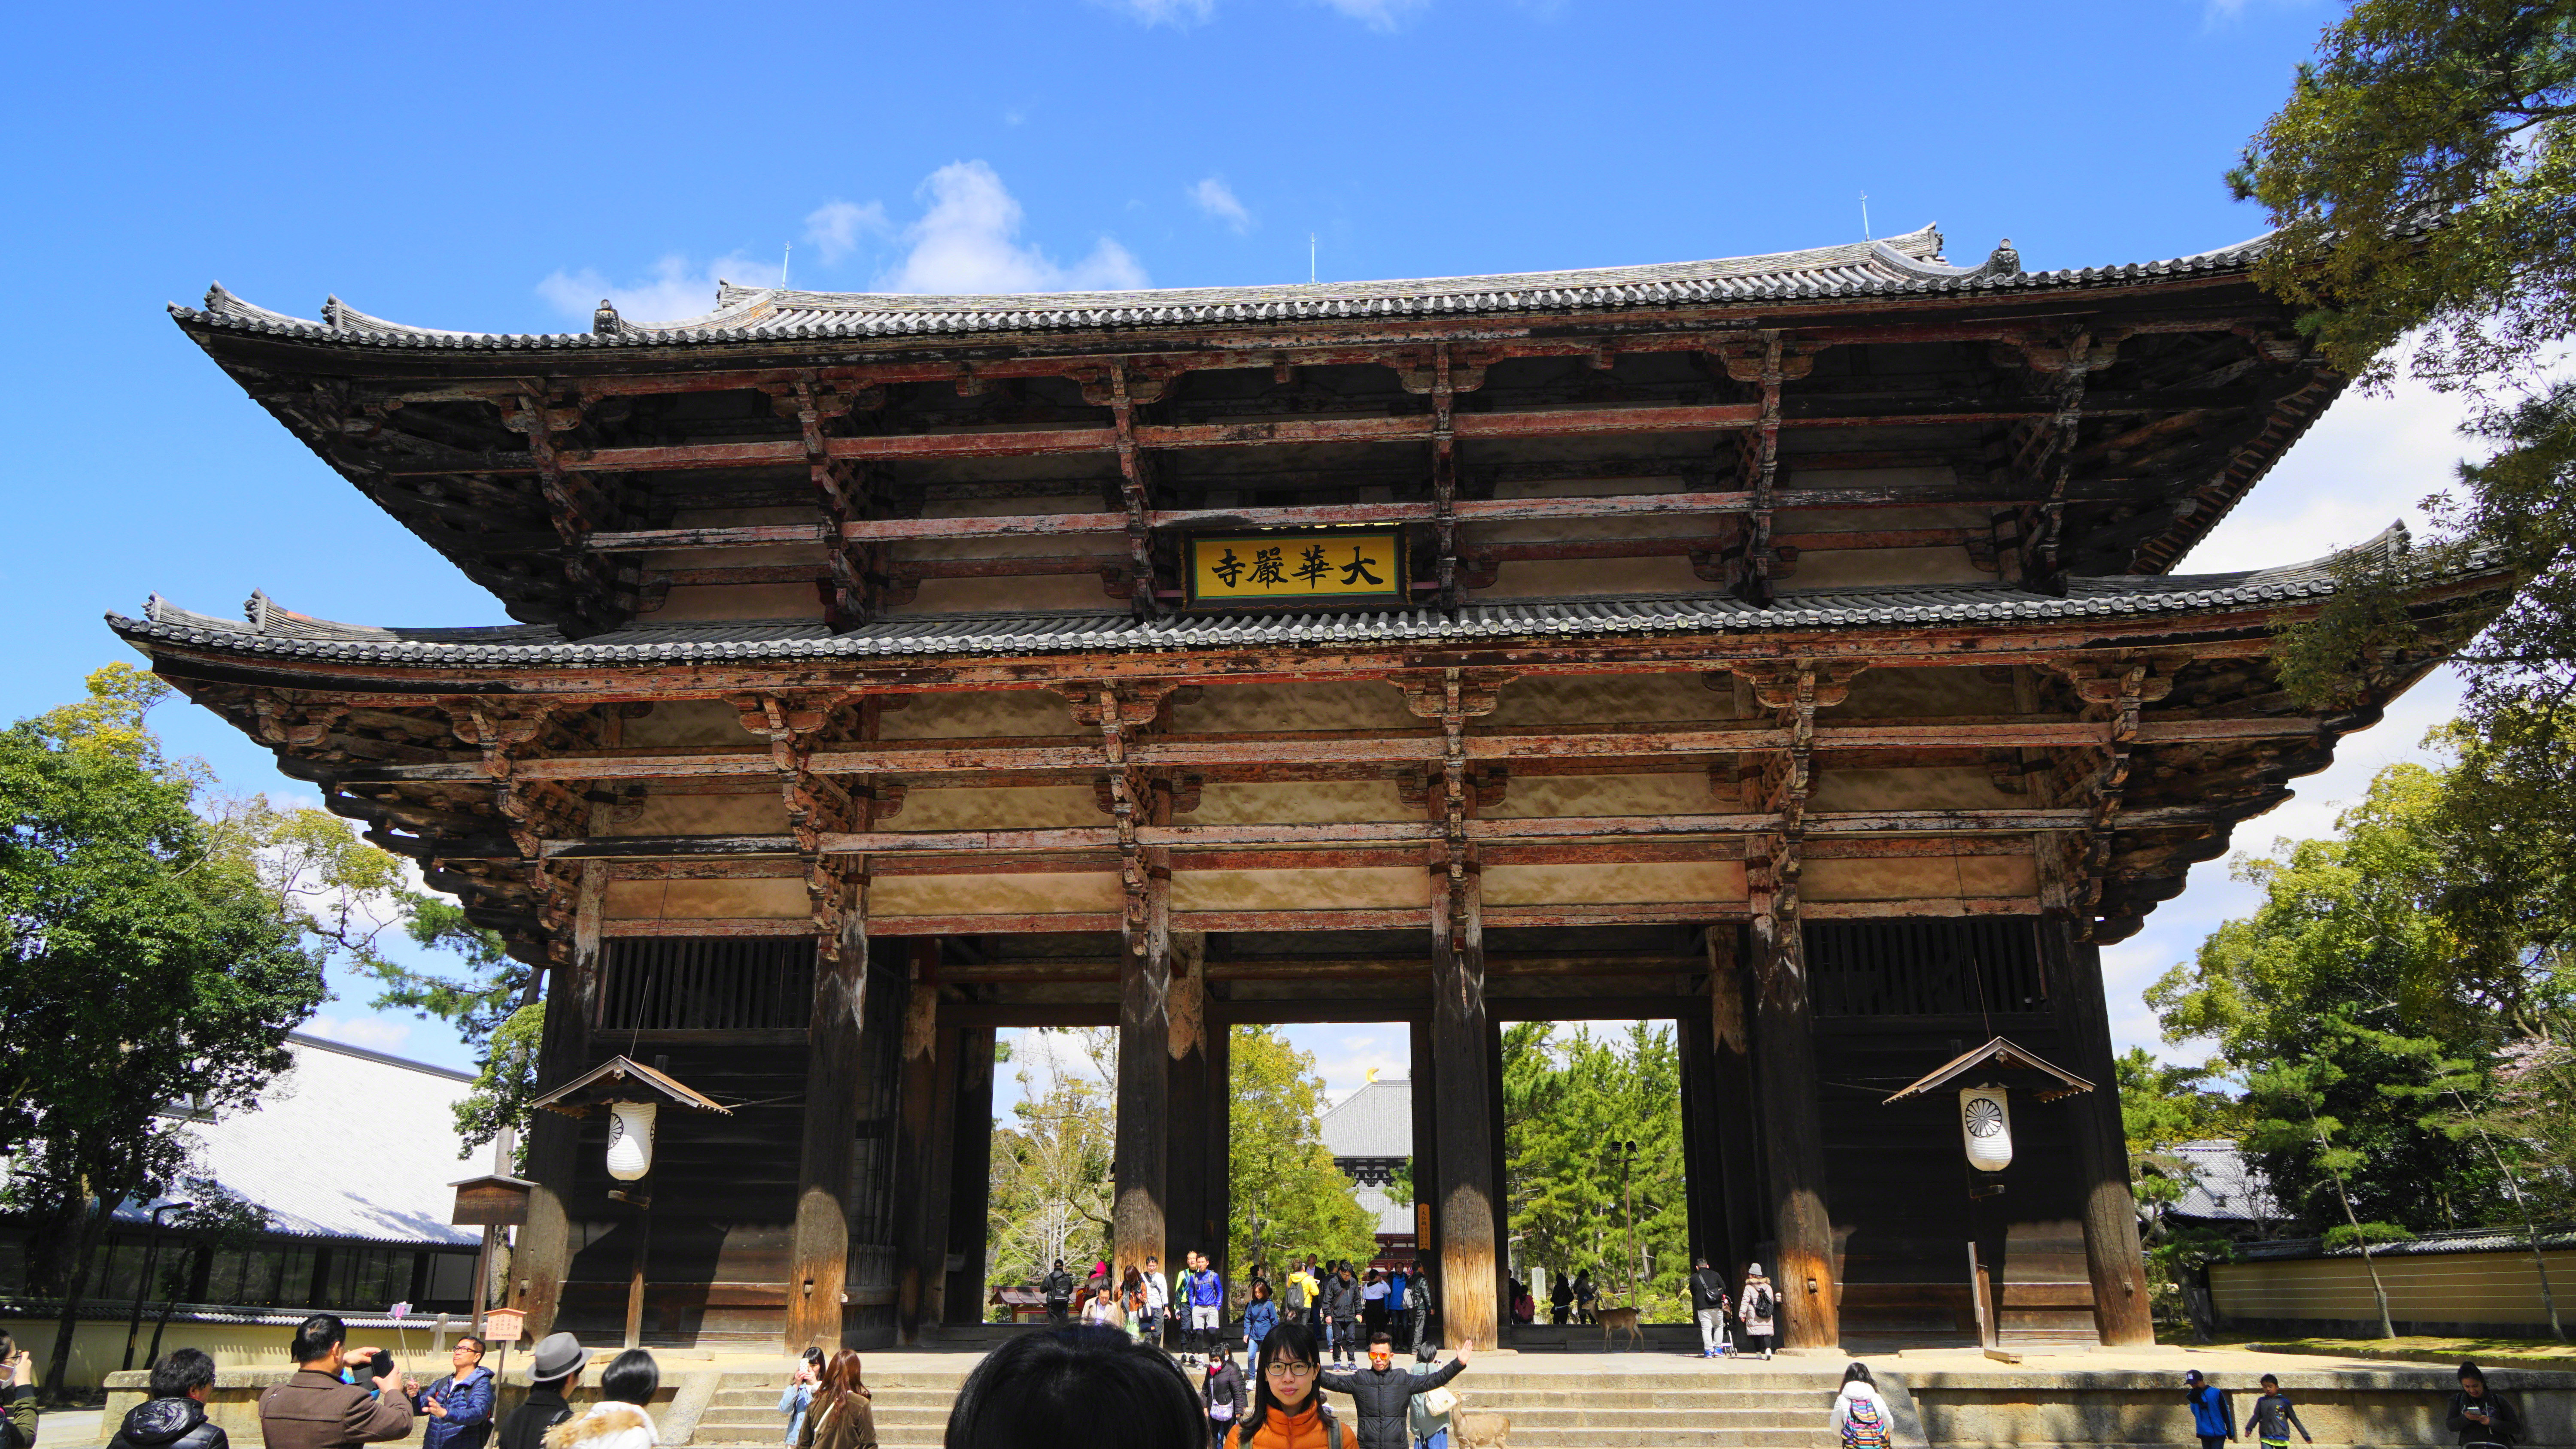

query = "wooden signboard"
1185;529;1406;609
450;1175;532;1227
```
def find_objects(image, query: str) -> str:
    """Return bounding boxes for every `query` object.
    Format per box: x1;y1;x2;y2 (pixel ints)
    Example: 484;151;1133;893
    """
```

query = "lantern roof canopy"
1883;1036;2095;1106
528;1054;732;1118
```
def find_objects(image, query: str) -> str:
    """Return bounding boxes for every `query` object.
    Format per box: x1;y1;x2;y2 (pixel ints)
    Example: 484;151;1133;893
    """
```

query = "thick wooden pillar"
513;866;600;1339
944;1025;997;1325
2052;915;2155;1345
1677;1012;1727;1272
892;941;953;1345
1429;867;1500;1349
787;875;867;1350
1164;933;1214;1267
1204;1014;1233;1272
1751;879;1837;1348
1708;929;1768;1276
1410;1019;1441;1288
1113;865;1175;1283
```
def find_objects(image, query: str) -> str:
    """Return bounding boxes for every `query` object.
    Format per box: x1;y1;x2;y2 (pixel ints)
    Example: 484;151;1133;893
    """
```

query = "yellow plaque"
1185;530;1407;609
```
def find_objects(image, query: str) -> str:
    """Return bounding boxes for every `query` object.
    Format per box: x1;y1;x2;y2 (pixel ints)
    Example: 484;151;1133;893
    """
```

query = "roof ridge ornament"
1981;239;2023;278
593;298;623;336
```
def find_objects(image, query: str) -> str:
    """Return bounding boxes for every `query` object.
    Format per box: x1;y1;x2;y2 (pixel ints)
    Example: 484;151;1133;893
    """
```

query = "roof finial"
1981;238;2023;278
593;299;622;336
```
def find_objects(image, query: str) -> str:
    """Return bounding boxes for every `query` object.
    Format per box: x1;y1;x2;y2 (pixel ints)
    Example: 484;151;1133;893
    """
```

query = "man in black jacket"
1319;1333;1468;1449
1041;1259;1075;1326
1689;1258;1732;1359
108;1348;229;1449
1324;1264;1364;1365
494;1334;583;1449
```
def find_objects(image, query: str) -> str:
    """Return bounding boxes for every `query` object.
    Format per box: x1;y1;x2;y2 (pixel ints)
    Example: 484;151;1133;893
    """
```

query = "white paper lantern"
1959;1085;2011;1172
606;1101;659;1181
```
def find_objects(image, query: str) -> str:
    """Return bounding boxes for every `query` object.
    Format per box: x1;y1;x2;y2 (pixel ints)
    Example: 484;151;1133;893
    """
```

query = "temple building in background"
115;222;2506;1351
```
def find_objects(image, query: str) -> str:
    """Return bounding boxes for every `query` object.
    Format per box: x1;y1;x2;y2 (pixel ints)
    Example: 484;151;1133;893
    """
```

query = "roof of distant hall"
168;224;2276;351
1320;1078;1412;1161
118;1034;483;1247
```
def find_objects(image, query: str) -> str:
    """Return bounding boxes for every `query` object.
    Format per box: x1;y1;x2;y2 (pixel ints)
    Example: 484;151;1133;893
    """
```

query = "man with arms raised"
256;1315;414;1449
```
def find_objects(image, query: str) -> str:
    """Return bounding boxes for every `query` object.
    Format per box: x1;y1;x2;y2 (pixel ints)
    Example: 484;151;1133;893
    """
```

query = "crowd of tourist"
8;1300;2535;1449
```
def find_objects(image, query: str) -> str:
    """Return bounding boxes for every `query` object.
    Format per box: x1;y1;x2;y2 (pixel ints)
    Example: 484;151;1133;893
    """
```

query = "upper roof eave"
166;224;2279;357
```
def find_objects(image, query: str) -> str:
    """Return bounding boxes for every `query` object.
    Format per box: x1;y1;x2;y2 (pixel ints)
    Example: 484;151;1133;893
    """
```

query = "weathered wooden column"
513;864;600;1339
786;870;867;1350
1429;866;1500;1349
1409;1018;1441;1287
1707;928;1768;1274
1164;934;1215;1265
944;1025;997;1324
2051;913;2155;1344
1113;774;1187;1284
1749;848;1837;1348
891;940;954;1344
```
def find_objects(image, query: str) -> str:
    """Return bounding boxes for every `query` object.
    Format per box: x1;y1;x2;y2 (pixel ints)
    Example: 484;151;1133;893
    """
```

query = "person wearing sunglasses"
1316;1331;1470;1449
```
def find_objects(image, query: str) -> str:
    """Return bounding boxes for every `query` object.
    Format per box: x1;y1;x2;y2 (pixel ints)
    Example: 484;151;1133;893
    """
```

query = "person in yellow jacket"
1285;1264;1322;1324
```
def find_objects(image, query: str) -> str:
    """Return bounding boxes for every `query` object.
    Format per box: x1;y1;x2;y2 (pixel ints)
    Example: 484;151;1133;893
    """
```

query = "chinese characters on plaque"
1185;530;1406;609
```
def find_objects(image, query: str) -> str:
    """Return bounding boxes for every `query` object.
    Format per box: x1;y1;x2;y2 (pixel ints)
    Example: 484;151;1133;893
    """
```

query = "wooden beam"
354;717;2321;788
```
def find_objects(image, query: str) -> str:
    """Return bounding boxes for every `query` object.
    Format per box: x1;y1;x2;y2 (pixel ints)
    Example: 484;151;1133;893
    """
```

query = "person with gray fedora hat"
496;1334;585;1449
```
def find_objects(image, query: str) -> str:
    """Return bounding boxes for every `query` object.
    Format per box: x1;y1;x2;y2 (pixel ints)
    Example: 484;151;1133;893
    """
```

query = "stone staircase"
687;1362;1853;1449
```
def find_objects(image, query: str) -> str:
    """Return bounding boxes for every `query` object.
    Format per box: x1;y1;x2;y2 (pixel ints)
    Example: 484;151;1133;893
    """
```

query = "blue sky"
1;0;2471;1095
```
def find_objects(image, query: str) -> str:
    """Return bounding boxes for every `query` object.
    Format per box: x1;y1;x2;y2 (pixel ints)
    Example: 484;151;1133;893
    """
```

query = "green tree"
986;1028;1116;1291
2245;1031;2416;1339
2118;1048;2247;1337
2149;764;2510;1234
1228;1027;1376;1278
2237;0;2576;805
1502;1022;1688;1320
0;669;328;1395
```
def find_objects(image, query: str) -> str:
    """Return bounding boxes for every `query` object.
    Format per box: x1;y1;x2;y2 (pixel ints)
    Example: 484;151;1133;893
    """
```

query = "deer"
1595;1304;1646;1351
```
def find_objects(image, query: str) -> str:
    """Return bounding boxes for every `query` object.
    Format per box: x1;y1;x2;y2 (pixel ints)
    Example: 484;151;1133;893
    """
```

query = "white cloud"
1313;0;1428;30
537;252;762;326
303;1012;414;1052
803;200;891;266
1188;177;1255;234
1097;0;1215;22
879;161;1148;295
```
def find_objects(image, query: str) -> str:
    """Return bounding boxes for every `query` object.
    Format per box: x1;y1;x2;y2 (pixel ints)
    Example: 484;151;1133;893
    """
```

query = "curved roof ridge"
164;223;2282;350
703;222;1947;320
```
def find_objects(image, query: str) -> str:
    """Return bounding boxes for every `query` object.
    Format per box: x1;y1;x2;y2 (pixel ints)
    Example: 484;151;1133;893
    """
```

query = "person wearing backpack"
1739;1264;1777;1360
1204;1353;1249;1445
1319;1331;1469;1449
1832;1363;1894;1449
1689;1257;1733;1358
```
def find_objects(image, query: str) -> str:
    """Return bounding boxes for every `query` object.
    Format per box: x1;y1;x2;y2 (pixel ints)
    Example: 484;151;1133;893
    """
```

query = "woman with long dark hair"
798;1350;875;1449
1236;1321;1345;1447
943;1328;1203;1449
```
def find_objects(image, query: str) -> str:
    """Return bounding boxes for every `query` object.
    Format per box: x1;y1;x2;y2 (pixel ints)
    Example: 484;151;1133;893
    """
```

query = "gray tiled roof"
118;1034;483;1247
109;529;2394;670
170;225;2273;350
1321;1079;1413;1159
2170;1138;2279;1224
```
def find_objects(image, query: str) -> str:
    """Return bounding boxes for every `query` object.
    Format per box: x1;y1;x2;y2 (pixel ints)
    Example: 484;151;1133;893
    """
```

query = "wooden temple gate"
121;223;2506;1350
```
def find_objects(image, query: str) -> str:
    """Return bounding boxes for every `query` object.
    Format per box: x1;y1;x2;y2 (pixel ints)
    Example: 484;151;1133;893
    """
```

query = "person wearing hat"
496;1334;586;1449
1689;1258;1732;1358
542;1349;658;1449
1738;1264;1776;1360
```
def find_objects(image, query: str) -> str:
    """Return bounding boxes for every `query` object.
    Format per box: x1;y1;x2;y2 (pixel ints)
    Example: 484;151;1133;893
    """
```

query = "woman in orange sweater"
1235;1322;1346;1449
